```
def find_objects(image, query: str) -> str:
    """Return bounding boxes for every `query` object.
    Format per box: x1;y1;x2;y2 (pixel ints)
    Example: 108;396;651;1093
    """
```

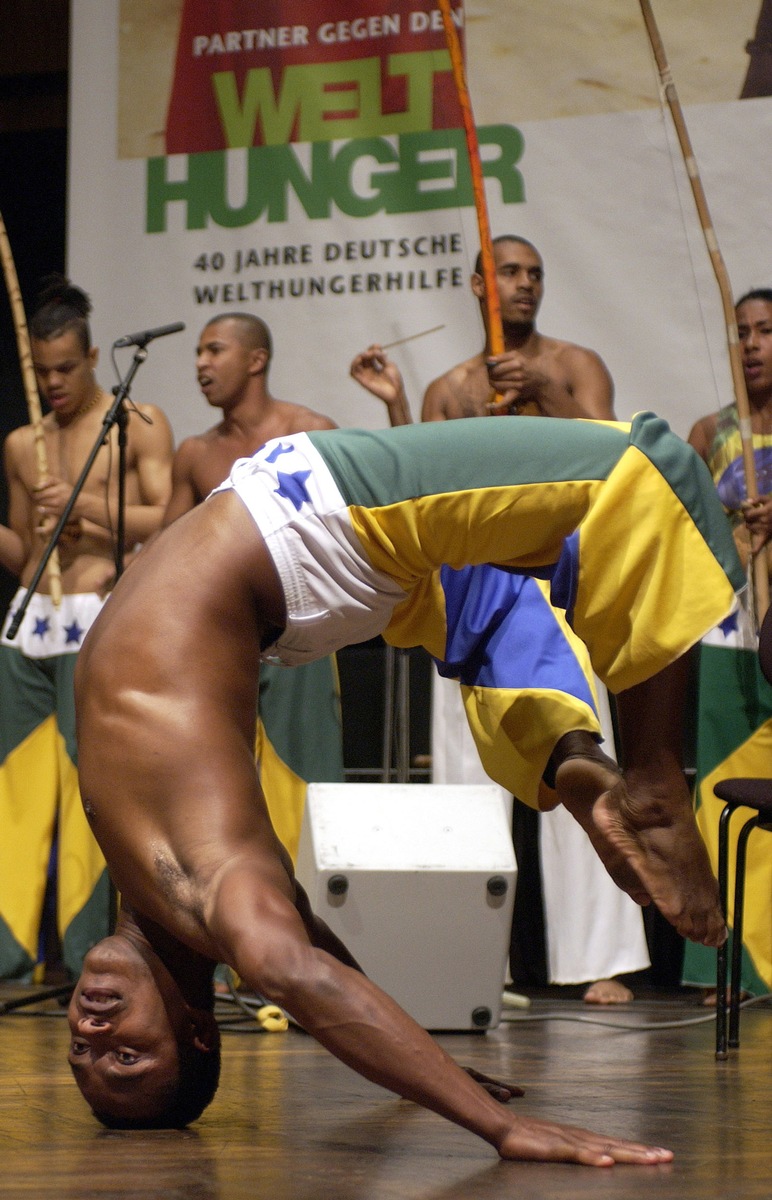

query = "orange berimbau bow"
437;0;504;360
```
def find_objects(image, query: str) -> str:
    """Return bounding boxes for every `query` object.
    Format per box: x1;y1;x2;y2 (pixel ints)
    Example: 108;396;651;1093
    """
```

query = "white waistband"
211;434;405;666
1;589;105;658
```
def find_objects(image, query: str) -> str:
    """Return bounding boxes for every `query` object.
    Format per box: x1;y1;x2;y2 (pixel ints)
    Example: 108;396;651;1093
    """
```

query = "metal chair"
712;603;772;1058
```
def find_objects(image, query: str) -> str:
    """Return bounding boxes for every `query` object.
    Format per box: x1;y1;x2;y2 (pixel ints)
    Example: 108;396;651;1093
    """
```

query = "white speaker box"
296;783;516;1031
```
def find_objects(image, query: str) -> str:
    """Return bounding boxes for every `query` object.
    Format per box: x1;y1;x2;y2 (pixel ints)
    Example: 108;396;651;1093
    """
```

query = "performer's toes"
583;978;634;1005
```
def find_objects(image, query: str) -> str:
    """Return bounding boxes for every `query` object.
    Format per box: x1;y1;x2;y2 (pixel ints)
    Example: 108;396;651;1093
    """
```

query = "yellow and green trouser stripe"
0;592;110;979
307;412;744;801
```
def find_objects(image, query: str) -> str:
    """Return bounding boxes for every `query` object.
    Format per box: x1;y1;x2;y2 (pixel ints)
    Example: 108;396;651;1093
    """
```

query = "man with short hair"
69;411;740;1162
165;312;336;523
164;311;343;857
351;235;648;1004
351;236;614;424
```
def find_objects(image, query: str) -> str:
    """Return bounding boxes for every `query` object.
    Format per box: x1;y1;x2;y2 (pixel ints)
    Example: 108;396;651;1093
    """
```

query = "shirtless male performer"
350;235;614;424
0;275;173;979
351;235;648;1005
682;288;772;1001
164;312;335;524
164;311;342;855
69;411;741;1163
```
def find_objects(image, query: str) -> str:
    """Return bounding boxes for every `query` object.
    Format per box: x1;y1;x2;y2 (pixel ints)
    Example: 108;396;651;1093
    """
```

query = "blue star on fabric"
265;441;295;463
275;469;312;511
718;610;739;637
33;616;51;639
64;620;85;646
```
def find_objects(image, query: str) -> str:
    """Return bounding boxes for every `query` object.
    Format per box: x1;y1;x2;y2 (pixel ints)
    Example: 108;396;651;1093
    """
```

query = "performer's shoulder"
3;420;35;460
686;410;720;461
423;354;487;419
128;401;175;446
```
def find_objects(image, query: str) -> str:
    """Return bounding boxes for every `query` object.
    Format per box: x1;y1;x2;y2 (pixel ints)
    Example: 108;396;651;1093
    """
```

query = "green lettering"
259;144;333;222
385;51;449;134
213;67;304;148
146;153;217;231
478;125;526;204
206;152;265;228
295;59;381;143
372;129;467;212
328;138;399;217
145;126;525;231
212;52;452;148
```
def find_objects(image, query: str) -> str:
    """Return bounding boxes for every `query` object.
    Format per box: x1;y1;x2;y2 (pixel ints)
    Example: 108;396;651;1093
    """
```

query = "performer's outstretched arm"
206;855;672;1166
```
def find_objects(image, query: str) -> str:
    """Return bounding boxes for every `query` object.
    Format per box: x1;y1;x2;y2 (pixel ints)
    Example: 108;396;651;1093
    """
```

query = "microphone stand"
6;343;149;641
381;644;411;783
1;344;151;1012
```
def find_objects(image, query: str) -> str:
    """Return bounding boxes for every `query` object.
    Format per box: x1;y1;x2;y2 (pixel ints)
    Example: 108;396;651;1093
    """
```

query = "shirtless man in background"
0;275;173;980
163;311;342;858
351;235;614;424
351;237;649;1006
164;312;335;524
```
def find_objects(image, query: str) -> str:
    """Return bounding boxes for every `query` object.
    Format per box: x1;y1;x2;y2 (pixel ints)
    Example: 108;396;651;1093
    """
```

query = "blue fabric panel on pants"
436;561;595;712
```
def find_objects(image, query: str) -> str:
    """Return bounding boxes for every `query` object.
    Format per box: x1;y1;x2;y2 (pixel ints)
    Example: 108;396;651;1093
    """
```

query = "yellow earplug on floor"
256;1004;289;1032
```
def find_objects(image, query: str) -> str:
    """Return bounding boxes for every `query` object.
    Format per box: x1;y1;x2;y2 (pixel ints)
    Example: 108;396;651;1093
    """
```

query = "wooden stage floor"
0;985;769;1199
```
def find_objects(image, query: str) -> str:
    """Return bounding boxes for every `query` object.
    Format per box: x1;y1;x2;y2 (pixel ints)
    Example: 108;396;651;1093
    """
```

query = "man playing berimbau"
68;412;741;1165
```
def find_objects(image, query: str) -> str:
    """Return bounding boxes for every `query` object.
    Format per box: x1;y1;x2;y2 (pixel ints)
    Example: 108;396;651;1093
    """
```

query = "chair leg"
715;803;734;1059
728;814;761;1048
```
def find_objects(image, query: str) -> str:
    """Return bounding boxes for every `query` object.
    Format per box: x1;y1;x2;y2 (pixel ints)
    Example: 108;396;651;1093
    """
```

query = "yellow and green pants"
0;591;110;979
222;412;743;806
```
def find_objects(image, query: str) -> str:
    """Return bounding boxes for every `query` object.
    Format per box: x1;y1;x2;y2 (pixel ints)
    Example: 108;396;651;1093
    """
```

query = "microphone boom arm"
113;321;184;349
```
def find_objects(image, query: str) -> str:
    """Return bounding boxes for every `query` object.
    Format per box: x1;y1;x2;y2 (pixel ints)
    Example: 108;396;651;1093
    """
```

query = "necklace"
54;388;106;483
68;386;104;423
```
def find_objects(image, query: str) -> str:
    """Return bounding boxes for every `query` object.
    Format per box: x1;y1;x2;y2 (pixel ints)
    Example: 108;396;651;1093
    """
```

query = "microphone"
113;321;185;348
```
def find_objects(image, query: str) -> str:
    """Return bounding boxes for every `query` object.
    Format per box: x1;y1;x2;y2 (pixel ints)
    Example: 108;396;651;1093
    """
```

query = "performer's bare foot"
700;987;751;1008
583;978;633;1005
552;735;648;902
553;734;726;948
495;1116;673;1165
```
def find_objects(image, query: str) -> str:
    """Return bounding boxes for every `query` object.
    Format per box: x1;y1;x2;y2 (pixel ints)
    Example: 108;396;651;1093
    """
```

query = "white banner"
69;0;772;442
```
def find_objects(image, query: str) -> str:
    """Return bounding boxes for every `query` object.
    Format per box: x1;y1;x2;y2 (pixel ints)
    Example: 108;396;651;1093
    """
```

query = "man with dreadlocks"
0;274;174;980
